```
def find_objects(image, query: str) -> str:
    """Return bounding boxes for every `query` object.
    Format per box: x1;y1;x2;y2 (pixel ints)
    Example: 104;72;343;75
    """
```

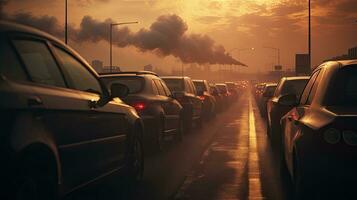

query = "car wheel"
15;161;57;200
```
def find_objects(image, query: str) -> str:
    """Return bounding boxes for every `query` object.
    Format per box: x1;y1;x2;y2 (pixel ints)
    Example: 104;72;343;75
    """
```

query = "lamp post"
263;46;280;66
308;0;311;70
110;21;138;72
65;0;68;44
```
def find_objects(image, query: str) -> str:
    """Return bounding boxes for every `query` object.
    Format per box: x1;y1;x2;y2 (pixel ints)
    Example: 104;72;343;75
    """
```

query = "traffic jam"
1;0;357;200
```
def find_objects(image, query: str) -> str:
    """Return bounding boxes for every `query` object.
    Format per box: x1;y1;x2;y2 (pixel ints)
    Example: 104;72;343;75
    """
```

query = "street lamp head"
251;47;255;51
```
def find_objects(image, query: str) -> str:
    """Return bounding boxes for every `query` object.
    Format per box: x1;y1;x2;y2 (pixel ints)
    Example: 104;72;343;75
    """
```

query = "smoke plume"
1;8;245;65
77;15;245;65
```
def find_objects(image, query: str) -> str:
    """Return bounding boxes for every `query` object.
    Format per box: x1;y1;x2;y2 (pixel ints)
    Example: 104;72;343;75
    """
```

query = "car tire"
123;126;144;199
15;159;57;200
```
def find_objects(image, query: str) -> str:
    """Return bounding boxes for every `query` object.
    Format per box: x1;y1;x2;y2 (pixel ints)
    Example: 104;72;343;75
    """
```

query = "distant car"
225;82;239;100
209;84;224;112
280;60;357;198
100;71;184;152
0;21;144;199
215;83;232;107
193;80;216;119
259;83;277;117
254;83;266;101
266;77;309;147
162;76;203;131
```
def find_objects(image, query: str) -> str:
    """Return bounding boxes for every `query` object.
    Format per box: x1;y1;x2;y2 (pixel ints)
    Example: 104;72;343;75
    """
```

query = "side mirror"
110;83;129;98
278;94;298;106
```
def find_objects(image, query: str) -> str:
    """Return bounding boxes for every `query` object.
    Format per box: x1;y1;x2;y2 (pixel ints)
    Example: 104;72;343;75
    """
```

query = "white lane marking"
248;95;264;199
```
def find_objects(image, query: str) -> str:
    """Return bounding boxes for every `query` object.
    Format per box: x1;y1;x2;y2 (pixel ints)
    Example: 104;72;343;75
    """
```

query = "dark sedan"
162;76;203;131
280;60;357;199
193;79;216;119
100;72;184;152
266;77;309;148
0;21;144;199
215;83;232;107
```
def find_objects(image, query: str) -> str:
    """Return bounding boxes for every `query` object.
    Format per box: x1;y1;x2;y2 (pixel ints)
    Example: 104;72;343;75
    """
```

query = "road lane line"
248;95;264;199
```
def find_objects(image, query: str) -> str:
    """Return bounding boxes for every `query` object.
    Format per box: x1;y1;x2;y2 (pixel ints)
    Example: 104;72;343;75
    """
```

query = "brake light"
198;96;205;101
131;102;146;111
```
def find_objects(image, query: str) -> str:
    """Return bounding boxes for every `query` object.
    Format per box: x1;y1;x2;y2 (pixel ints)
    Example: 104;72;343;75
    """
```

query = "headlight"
323;128;341;144
342;130;357;146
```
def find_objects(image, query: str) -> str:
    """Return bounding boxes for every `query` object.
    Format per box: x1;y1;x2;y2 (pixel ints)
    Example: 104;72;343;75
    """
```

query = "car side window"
160;80;172;96
154;79;166;96
151;80;159;95
13;39;66;87
0;38;27;81
274;79;284;97
53;46;102;94
300;70;320;105
189;80;197;95
307;70;322;105
184;79;192;93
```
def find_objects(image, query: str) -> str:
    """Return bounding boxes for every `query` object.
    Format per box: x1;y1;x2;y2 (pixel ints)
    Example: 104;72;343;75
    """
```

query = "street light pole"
263;46;280;66
109;21;138;72
65;0;68;44
308;0;311;70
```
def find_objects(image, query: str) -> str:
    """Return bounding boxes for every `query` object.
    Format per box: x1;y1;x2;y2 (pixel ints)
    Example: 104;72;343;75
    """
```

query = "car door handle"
27;96;43;107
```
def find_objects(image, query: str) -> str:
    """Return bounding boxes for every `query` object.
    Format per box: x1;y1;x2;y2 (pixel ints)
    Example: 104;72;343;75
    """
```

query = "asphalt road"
71;90;291;200
133;90;291;200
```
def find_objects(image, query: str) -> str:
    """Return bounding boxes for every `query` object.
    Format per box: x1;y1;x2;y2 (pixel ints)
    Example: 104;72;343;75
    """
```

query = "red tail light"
131;102;146;111
198;96;205;101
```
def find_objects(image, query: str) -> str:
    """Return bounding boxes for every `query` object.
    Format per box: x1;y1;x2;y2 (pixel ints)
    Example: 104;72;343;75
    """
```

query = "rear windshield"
332;66;357;106
102;76;144;94
280;79;308;97
163;79;184;92
216;85;228;93
193;81;206;92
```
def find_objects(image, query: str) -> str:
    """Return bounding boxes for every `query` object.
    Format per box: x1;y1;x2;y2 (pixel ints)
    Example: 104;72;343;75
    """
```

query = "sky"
1;0;356;73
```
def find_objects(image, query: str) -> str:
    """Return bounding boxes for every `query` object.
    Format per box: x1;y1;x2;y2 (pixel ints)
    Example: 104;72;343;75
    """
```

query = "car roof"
314;59;357;72
161;76;189;79
283;76;310;81
99;71;158;78
265;83;277;87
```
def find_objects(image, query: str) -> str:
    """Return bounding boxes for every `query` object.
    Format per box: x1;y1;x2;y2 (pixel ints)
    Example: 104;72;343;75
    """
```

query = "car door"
153;79;173;131
11;36;95;191
52;45;129;182
187;79;202;119
159;79;181;130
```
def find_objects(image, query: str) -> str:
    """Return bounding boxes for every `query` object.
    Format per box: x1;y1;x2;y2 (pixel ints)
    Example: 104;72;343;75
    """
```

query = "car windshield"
281;79;308;97
193;81;205;92
102;76;144;94
163;78;184;92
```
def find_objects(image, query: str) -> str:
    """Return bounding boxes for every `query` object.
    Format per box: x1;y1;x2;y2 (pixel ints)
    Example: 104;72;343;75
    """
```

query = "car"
100;71;184;152
266;77;309;148
162;76;203;131
225;82;239;100
215;83;232;107
209;84;224;112
0;21;144;199
258;83;277;117
279;60;357;199
193;80;216;119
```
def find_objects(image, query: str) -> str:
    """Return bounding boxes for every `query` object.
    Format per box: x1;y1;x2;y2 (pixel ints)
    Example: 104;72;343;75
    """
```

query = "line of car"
0;21;246;199
254;60;357;199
